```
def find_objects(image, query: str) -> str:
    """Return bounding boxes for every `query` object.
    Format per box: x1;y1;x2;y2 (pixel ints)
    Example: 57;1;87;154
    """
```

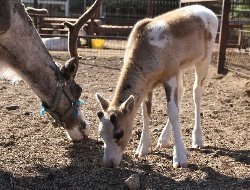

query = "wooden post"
95;2;101;18
147;0;153;17
217;0;230;74
34;0;38;28
179;0;182;8
238;30;243;50
34;0;38;9
87;1;102;47
84;0;87;12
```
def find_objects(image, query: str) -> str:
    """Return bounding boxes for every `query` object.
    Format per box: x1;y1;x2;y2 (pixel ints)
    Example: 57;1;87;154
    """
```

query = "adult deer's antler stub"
64;0;103;77
26;7;48;16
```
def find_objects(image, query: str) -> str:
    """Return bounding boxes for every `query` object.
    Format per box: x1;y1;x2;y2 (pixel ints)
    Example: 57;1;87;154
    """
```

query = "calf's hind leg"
192;58;210;149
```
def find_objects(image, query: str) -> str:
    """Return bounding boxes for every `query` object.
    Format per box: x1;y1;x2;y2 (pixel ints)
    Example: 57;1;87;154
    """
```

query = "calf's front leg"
135;92;152;157
164;76;188;168
157;71;186;148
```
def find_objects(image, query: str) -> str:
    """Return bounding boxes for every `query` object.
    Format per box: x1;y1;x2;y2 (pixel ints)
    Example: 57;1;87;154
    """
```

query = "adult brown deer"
96;5;218;168
0;0;103;141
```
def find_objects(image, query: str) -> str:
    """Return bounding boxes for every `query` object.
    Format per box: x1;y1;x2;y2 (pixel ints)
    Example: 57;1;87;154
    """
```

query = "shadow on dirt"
135;165;249;189
0;141;249;189
196;146;250;165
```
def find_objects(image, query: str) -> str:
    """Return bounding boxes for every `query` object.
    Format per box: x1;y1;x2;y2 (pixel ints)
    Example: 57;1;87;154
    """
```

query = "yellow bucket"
91;38;105;49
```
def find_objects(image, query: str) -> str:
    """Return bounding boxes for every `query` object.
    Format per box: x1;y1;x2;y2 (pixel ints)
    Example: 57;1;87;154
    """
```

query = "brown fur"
111;9;215;109
145;92;153;116
0;0;11;34
112;19;153;106
0;0;91;138
14;0;34;27
155;10;205;38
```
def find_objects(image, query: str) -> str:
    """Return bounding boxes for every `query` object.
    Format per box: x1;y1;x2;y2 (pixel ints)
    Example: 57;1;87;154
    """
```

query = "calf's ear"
95;93;109;111
120;95;134;113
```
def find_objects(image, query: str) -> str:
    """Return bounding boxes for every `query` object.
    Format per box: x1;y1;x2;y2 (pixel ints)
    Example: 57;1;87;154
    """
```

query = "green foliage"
231;0;250;19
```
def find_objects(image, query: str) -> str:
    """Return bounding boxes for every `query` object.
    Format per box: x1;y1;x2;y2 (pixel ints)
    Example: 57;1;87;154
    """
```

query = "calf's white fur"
96;5;218;168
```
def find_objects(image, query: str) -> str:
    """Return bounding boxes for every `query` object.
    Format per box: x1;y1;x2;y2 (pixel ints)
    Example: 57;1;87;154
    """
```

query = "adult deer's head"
0;0;103;141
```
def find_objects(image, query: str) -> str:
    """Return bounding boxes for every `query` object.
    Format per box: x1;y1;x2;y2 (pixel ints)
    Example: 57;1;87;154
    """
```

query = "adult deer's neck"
2;45;57;106
0;9;58;106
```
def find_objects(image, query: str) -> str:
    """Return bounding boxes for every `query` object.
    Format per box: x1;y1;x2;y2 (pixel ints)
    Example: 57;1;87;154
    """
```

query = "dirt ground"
0;52;249;190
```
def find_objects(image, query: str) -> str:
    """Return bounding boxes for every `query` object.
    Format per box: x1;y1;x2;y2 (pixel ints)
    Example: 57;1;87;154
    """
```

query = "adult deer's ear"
70;83;82;99
96;93;109;111
120;95;134;113
61;57;81;80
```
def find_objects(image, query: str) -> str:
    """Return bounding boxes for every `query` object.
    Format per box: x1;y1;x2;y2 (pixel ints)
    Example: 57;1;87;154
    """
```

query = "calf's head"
96;94;135;167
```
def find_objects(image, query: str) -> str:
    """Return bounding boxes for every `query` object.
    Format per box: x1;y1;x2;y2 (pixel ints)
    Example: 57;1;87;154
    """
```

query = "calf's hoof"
156;139;171;149
192;142;204;149
173;153;188;168
173;161;188;168
135;149;149;158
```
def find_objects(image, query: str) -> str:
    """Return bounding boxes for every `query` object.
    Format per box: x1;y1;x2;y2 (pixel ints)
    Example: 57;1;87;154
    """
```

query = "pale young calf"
96;5;218;168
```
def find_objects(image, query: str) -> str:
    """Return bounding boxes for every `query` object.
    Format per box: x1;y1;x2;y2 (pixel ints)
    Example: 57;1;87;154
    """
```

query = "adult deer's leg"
135;92;153;157
192;57;210;148
163;75;187;168
157;71;185;148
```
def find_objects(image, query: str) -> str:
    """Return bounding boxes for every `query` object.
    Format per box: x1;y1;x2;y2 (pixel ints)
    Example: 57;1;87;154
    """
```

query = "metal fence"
226;0;250;76
22;0;180;18
21;0;250;76
22;0;180;58
22;0;90;17
103;0;179;19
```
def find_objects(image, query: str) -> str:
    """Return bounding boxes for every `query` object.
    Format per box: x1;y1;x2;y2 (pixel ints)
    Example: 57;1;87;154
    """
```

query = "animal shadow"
198;145;250;165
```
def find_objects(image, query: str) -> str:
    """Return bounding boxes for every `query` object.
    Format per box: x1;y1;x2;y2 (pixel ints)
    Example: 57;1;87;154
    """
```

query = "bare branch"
64;0;103;77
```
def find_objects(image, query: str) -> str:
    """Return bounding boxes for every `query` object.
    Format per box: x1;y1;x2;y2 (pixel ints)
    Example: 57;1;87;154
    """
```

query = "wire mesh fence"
225;0;250;76
21;0;250;76
22;0;180;18
22;0;180;58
